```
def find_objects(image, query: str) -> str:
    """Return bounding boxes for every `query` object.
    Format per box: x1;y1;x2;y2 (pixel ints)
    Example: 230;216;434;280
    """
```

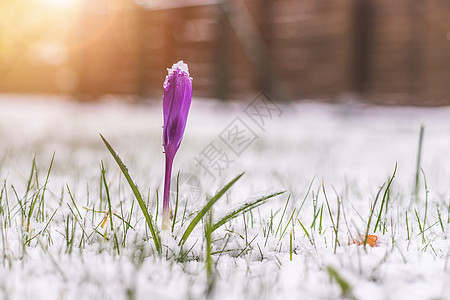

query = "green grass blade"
24;154;36;201
100;134;161;253
101;162;120;255
414;123;425;201
179;172;245;246
42;208;58;235
171;171;180;233
205;211;214;296
363;182;385;249
374;163;397;232
318;203;324;234
323;182;340;248
289;228;293;261
414;208;426;244
298;219;313;246
37;152;55;221
327;266;355;300
27;192;39;232
67;184;82;220
275;194;291;236
211;191;285;232
405;211;410;240
437;205;445;233
279;208;296;243
420;168;428;231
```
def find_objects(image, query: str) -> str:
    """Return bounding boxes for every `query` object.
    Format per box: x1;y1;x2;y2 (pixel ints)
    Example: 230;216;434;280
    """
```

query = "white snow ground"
0;94;449;300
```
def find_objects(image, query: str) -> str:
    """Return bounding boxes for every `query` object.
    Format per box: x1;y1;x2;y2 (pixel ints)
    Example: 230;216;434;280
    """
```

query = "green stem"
162;155;174;230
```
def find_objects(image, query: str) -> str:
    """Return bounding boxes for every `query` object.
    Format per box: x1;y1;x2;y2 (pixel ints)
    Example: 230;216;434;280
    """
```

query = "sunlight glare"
39;0;78;9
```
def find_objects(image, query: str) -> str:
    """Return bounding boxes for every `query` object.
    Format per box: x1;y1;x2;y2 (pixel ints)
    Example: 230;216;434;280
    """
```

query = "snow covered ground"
0;94;449;300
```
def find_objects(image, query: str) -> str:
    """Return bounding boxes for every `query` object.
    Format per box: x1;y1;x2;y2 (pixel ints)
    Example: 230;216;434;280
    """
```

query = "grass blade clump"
100;134;161;253
179;172;244;246
211;191;285;232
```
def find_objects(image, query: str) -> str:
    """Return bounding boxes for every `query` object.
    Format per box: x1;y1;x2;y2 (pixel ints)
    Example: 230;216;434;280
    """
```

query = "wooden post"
350;0;373;95
213;0;231;101
225;0;289;101
259;0;274;96
136;6;148;100
408;0;424;102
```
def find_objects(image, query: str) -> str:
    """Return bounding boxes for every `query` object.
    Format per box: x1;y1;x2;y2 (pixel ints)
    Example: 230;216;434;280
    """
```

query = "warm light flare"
38;0;78;9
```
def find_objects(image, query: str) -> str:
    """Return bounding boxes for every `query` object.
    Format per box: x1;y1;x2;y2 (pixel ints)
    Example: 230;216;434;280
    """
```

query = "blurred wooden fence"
1;0;449;105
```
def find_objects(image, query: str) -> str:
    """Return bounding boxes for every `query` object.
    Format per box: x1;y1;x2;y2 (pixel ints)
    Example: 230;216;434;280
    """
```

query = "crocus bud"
162;61;193;230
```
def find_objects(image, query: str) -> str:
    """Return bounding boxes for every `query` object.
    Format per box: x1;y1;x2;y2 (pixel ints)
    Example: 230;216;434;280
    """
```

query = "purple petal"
162;61;193;158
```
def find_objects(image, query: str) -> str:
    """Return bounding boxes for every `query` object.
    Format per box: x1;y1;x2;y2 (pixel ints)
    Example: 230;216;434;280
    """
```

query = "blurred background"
0;0;449;105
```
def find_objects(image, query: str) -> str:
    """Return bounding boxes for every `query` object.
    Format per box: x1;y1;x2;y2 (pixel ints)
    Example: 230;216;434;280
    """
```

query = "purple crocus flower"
162;61;193;230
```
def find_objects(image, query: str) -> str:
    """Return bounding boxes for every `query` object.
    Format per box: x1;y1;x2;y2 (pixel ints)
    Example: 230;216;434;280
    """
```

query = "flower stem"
162;154;174;230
